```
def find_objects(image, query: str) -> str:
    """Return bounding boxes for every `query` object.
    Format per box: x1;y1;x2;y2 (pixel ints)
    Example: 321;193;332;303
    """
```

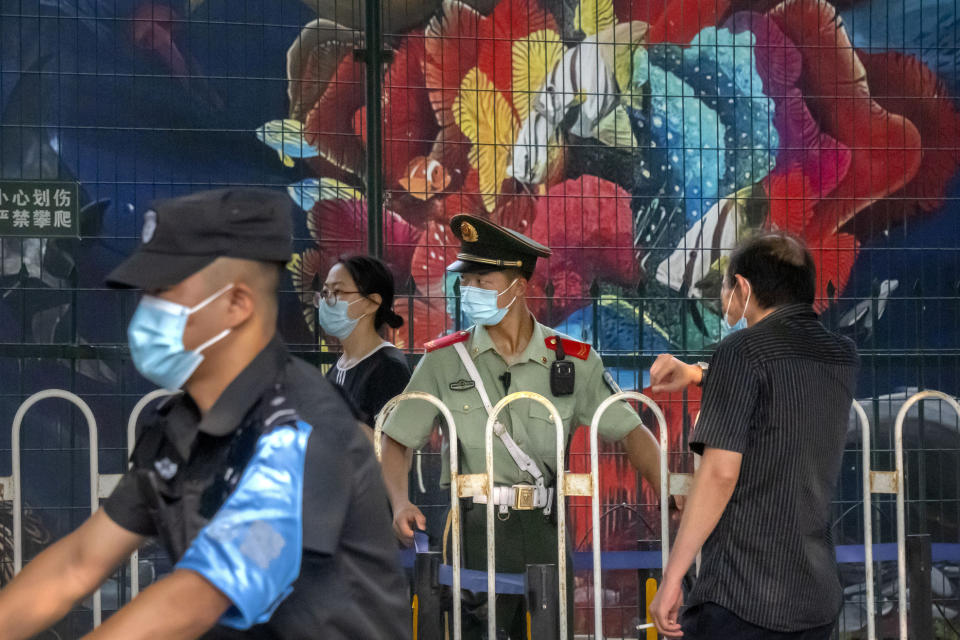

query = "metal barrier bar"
125;390;173;599
484;392;568;640
853;400;879;640
907;534;934;639
6;391;102;626
588;391;674;639
525;564;559;638
374;392;463;640
886;390;960;639
413;551;444;640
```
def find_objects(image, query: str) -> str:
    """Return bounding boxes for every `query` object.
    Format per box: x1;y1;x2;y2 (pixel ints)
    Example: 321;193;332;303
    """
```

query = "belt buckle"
513;485;536;510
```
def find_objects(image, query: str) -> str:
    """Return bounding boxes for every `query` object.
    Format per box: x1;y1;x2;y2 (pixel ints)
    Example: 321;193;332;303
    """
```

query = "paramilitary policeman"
0;188;410;639
380;214;663;639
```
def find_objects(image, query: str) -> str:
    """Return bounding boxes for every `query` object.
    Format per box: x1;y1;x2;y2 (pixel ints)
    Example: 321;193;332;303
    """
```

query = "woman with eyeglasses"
316;255;411;434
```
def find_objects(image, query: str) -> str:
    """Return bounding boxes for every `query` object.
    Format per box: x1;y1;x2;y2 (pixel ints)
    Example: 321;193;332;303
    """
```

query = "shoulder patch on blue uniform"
176;420;312;630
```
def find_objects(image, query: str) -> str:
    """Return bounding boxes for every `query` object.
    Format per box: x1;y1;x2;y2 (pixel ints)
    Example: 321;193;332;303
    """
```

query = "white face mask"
460;278;518;326
127;284;234;390
721;278;751;339
316;297;368;340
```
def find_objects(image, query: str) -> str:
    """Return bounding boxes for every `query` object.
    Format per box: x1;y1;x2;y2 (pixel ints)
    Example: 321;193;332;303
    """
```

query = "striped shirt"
687;303;859;631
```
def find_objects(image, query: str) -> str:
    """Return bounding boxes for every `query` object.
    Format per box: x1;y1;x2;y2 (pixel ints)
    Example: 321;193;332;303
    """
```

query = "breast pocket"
447;400;490;458
526;399;574;468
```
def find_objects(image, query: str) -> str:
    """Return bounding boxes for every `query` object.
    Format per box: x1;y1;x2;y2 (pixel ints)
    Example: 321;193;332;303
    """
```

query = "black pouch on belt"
550;338;575;396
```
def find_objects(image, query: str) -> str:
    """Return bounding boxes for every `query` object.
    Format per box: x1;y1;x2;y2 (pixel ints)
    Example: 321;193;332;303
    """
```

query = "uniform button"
463;404;469;410
541;356;547;364
473;347;479;354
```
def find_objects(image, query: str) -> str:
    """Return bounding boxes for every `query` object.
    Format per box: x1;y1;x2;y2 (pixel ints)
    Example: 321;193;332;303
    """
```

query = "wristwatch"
695;362;709;387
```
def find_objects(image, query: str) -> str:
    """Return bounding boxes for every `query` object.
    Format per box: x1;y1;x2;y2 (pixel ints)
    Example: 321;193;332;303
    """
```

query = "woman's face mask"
721;277;752;339
127;284;234;390
460;278;518;326
316;297;367;340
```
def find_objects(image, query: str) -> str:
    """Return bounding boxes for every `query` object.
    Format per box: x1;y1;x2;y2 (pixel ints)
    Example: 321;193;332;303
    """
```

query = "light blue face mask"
460;279;518;327
128;284;234;391
316;298;367;340
721;279;752;339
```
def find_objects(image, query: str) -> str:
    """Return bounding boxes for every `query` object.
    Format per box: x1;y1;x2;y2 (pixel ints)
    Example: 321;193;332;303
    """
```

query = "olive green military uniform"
382;320;643;638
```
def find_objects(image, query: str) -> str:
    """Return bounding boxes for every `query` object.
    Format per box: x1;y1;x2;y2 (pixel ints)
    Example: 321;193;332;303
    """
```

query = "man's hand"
650;354;702;393
650;576;684;638
393;501;427;546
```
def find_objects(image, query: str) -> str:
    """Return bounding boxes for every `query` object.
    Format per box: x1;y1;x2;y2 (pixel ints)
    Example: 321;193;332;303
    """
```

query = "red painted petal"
770;0;922;232
308;199;419;283
860;50;960;217
809;232;859;312
389;298;452;350
477;0;557;96
529;177;637;320
613;0;668;25
305;55;365;175
764;169;816;234
383;35;440;186
649;0;730;43
410;220;459;299
424;1;483;125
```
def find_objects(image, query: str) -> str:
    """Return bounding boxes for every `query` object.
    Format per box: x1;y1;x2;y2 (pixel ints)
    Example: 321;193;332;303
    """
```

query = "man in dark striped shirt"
649;233;859;639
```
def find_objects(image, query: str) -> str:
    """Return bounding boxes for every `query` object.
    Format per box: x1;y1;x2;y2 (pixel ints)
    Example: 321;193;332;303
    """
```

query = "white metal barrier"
862;390;960;640
850;401;878;640
588;391;685;638
483;391;592;640
1;391;104;626
373;391;464;640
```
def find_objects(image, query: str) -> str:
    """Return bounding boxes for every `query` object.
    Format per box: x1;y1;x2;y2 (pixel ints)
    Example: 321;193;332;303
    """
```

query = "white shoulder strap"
452;342;545;485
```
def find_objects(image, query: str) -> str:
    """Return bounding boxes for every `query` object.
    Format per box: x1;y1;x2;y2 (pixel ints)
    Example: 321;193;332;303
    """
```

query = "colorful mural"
261;0;960;356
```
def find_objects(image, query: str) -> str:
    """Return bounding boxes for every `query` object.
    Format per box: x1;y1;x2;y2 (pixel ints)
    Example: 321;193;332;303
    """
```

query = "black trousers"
681;603;834;640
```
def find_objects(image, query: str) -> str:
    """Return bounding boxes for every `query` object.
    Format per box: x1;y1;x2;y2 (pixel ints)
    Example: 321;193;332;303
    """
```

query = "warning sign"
0;181;80;238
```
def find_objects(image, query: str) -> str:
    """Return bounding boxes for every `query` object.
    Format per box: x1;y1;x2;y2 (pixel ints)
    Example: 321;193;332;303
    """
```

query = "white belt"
472;484;554;511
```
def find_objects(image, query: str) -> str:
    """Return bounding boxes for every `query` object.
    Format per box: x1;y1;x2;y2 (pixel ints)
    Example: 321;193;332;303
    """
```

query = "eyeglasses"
314;289;363;307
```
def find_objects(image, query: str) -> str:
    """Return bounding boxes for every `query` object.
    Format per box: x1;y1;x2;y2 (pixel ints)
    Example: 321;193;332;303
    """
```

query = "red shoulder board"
425;330;471;353
544;336;591;360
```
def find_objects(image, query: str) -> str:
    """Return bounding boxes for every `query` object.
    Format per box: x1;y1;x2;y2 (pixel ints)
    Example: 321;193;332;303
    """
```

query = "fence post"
545;279;555;328
453;278;461;331
406;275;416;349
525;564;559;639
590;278;600;349
907;534;934;640
358;0;388;257
413;551;444;640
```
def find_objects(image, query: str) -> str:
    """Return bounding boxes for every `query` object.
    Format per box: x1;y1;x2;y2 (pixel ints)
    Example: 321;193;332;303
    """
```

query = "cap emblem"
460;221;479;242
141;210;157;244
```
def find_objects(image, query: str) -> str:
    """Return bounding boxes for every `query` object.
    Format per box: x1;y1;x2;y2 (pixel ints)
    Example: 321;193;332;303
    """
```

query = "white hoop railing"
588;391;681;637
374;392;464;639
3;391;103;626
863;390;960;640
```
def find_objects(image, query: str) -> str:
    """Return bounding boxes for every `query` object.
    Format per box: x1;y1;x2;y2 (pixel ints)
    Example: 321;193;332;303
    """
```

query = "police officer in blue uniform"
0;188;410;639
